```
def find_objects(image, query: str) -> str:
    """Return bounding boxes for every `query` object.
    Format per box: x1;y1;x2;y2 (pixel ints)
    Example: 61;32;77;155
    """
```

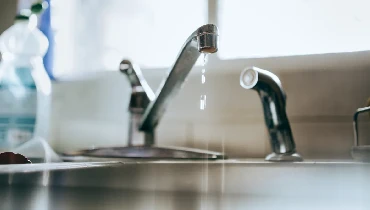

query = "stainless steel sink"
1;159;370;210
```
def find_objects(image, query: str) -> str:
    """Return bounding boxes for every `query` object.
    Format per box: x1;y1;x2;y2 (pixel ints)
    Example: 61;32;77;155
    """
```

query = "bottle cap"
14;1;48;20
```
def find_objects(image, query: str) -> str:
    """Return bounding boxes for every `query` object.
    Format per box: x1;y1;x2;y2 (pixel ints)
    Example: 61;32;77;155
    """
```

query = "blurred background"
1;0;370;159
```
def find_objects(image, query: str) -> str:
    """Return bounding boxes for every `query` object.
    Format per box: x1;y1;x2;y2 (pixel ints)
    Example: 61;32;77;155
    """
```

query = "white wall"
50;51;370;159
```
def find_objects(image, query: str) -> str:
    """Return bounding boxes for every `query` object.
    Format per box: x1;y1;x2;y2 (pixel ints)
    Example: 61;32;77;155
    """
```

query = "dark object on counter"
0;152;32;164
352;106;370;161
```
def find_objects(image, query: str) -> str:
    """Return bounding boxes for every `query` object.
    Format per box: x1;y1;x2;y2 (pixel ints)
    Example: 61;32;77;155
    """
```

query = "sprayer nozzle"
240;67;259;89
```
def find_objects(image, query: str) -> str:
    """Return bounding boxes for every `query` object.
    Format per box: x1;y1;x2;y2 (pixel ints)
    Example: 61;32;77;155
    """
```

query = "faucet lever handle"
119;59;155;99
120;60;142;87
119;59;155;113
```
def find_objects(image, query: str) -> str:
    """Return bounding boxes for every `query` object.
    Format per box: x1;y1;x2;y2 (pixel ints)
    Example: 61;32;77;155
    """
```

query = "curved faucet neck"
139;24;219;132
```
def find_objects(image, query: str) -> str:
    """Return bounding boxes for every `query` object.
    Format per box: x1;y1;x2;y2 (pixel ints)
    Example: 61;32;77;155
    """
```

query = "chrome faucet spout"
240;67;303;162
139;24;219;132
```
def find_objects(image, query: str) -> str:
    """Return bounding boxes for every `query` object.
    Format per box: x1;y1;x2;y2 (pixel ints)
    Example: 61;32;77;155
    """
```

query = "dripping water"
200;54;208;110
221;129;226;194
200;53;209;210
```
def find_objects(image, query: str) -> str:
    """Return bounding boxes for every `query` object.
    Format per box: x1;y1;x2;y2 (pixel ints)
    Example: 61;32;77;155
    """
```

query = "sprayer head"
240;67;259;89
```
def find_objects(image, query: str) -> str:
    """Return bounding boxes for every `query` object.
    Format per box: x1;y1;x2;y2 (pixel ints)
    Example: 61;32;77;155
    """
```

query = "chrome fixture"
351;106;370;161
240;67;302;162
140;24;218;132
119;60;155;146
64;24;224;159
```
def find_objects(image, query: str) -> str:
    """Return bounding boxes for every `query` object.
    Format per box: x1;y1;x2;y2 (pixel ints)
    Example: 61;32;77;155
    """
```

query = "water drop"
201;74;206;84
200;53;208;111
200;95;207;110
203;53;208;65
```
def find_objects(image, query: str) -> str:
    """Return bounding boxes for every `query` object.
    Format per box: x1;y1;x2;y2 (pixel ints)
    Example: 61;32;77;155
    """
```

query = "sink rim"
0;158;369;174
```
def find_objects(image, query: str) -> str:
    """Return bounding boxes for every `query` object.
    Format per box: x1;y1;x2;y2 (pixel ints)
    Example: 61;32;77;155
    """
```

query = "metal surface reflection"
240;67;302;161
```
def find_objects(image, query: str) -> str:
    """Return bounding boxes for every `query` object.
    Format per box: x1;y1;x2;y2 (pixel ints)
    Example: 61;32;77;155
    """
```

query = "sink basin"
1;159;369;210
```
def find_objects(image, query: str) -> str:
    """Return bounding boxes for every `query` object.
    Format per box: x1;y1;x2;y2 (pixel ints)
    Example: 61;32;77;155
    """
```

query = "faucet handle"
119;59;155;113
120;60;142;87
119;59;155;100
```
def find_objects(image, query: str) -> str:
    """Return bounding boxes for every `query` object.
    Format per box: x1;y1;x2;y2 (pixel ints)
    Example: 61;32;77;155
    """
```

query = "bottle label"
0;67;37;148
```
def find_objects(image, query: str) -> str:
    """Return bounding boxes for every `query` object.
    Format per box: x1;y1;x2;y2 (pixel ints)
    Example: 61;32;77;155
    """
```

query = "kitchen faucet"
68;24;225;159
240;67;303;162
139;24;218;134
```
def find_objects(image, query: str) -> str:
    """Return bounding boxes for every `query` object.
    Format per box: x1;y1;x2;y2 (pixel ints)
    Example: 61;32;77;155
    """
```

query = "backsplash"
50;65;370;159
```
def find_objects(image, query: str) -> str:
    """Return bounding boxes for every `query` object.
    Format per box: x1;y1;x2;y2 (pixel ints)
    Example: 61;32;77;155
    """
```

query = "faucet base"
265;152;303;162
64;146;226;160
